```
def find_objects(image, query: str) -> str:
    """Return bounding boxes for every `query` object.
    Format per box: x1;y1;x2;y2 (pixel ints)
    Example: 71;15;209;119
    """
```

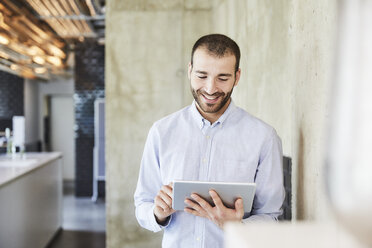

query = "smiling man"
134;34;285;248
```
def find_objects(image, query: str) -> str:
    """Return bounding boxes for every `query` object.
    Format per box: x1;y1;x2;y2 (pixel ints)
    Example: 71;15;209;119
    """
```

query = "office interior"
0;0;371;247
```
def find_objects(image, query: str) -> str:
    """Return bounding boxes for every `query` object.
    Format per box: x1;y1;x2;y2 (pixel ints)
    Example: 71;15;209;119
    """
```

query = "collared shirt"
134;100;285;248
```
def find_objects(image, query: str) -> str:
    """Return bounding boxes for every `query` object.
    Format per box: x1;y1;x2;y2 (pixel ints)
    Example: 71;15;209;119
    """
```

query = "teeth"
204;95;217;100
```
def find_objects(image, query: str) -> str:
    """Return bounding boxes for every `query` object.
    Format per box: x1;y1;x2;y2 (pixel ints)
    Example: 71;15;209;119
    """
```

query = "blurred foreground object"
326;0;372;246
224;222;367;248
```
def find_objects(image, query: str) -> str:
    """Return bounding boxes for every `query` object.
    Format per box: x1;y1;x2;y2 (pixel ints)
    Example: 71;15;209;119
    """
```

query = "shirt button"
196;237;200;241
202;158;206;163
206;135;210;139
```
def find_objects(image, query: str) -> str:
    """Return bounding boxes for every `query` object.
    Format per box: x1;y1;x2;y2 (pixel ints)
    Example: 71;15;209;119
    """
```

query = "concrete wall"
290;1;337;221
106;1;210;247
106;0;338;246
211;0;337;220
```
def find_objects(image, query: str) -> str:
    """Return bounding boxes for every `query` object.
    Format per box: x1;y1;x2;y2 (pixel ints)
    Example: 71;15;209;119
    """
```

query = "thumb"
235;198;244;217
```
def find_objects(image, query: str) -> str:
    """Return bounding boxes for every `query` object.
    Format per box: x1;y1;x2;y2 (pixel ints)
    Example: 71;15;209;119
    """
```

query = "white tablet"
172;180;256;213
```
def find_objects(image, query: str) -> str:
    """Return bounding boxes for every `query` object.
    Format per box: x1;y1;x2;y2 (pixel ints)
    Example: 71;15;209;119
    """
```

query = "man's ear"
188;62;192;80
234;68;241;86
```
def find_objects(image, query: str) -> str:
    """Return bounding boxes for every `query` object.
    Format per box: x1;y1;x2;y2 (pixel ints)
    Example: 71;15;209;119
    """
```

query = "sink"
0;159;38;167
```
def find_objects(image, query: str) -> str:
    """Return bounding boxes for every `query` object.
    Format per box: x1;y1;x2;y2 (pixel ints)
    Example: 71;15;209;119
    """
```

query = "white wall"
22;77;74;149
34;76;75;180
50;96;75;180
36;77;74;146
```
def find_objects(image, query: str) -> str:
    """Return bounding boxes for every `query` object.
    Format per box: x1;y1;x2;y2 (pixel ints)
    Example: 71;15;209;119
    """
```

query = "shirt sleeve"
244;128;285;222
134;124;171;232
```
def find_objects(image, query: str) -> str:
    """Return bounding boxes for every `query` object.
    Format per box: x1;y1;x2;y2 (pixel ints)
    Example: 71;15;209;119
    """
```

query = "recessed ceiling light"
0;33;9;45
33;56;46;65
34;67;47;74
47;56;62;67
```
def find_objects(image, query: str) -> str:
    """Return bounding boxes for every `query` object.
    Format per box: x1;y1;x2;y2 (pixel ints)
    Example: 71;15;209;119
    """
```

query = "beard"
191;85;234;114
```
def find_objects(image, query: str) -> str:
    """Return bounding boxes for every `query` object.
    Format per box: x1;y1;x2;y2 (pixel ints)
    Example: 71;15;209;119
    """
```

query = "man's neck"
196;99;231;124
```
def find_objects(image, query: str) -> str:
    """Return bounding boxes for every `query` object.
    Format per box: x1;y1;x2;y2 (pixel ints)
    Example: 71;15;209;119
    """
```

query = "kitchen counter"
0;152;62;187
0;152;63;248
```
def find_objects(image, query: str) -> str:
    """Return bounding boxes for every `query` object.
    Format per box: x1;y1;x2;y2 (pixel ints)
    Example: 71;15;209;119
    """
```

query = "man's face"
188;48;241;117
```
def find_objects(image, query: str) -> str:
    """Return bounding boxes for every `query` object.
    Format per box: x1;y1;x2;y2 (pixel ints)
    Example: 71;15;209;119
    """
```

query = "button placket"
200;126;213;181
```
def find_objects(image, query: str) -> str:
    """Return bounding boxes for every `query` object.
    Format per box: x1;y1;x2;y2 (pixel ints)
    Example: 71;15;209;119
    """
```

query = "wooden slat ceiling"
0;0;105;79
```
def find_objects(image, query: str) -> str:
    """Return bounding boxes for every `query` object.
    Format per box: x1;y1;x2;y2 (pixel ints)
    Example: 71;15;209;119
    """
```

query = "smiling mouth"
201;93;220;104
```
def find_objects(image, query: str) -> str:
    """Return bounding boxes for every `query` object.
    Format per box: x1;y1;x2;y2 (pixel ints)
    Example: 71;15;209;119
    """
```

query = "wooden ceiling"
0;0;105;79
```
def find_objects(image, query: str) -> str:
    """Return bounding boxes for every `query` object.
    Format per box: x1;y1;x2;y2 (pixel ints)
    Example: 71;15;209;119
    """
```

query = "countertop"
0;152;62;188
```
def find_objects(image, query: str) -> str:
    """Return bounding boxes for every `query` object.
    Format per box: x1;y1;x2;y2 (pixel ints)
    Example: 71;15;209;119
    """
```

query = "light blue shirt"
134;100;285;248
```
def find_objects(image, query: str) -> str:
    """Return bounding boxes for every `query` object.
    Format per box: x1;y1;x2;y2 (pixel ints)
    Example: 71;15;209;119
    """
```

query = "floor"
47;230;106;248
47;181;106;248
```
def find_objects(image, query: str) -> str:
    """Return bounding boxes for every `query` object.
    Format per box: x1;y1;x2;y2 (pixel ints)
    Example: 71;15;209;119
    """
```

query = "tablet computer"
172;180;256;213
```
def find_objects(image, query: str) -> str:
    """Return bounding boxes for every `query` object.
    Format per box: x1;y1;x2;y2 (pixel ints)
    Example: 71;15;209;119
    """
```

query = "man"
134;34;285;248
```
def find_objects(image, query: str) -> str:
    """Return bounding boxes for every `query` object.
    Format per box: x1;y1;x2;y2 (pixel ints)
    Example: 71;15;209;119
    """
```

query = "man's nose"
204;78;217;95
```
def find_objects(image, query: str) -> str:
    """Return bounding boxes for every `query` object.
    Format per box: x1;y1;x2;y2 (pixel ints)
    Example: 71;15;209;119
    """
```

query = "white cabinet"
0;153;62;248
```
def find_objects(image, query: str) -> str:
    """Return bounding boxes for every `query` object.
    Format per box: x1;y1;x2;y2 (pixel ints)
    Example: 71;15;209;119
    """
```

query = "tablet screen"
172;180;256;213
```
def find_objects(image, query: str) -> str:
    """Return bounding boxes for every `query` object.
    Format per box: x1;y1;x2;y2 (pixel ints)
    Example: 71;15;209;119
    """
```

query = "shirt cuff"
149;204;172;232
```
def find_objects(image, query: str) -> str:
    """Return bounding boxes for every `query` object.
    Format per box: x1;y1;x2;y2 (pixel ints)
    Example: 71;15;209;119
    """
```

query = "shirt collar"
216;100;236;126
190;99;236;129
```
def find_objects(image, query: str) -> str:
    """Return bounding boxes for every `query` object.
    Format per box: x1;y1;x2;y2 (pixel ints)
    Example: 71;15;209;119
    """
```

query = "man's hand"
184;190;244;229
154;183;176;225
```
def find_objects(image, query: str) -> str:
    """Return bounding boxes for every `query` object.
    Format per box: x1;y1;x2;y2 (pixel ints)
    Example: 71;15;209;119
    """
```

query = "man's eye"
197;76;207;79
219;78;228;81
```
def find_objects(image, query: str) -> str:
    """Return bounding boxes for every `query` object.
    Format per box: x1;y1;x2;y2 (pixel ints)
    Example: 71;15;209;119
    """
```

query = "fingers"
191;193;213;212
156;184;174;208
184;208;205;217
159;189;172;206
183;192;244;228
184;199;205;213
209;190;224;209
184;198;209;218
153;184;177;224
155;184;174;211
155;195;171;211
161;185;173;198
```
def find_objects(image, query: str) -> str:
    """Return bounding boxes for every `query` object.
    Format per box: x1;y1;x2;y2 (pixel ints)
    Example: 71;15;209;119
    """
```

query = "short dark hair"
191;34;241;72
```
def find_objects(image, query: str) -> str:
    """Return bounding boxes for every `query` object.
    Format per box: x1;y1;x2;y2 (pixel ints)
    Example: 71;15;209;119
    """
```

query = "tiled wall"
0;71;24;121
74;40;105;197
0;71;24;153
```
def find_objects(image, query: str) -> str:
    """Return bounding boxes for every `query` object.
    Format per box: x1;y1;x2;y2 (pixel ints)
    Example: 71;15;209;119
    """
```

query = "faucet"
5;128;12;155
